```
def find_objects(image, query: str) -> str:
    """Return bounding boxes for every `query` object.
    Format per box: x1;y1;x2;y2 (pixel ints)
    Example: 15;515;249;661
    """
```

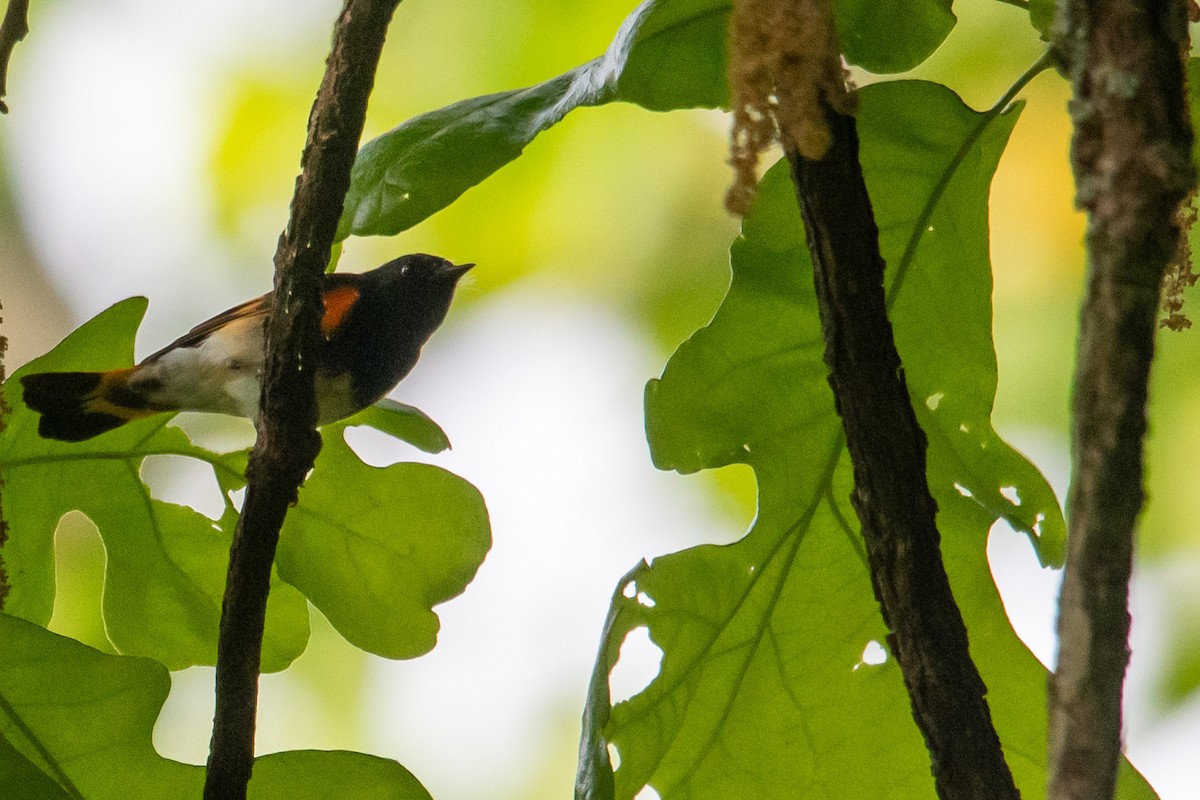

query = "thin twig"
202;1;400;798
0;0;30;114
1048;1;1195;799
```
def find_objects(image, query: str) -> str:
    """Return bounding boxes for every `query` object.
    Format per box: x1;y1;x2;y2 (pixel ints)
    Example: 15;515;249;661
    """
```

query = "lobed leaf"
278;426;490;659
250;751;433;800
0;613;201;799
1;298;487;670
0;301;309;672
0;615;434;799
578;80;1153;800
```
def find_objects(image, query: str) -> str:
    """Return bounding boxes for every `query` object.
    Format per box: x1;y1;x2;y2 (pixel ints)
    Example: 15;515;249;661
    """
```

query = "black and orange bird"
20;254;472;442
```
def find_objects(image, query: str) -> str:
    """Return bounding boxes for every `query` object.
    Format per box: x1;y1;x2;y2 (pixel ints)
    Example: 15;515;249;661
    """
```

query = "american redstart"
20;253;472;442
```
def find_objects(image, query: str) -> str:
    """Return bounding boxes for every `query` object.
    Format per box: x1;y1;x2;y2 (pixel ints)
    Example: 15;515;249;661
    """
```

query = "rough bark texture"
786;110;1020;800
202;1;399;798
1049;1;1195;799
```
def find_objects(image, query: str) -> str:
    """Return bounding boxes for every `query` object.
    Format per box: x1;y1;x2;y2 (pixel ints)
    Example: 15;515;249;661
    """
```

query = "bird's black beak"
445;262;475;280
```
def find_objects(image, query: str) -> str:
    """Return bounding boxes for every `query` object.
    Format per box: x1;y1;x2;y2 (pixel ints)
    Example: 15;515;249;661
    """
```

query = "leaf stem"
5;446;241;479
887;48;1056;309
0;690;86;800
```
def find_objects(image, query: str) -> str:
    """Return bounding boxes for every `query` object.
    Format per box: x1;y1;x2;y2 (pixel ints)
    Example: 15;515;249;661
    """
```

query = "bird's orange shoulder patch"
322;284;361;337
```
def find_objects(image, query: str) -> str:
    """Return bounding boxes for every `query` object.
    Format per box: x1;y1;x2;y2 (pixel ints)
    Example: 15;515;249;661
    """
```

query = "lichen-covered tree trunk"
1049;1;1195;799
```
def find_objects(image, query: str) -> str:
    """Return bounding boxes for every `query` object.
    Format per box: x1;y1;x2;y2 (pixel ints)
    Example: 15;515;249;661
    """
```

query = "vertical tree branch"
0;300;9;609
202;1;400;798
1049;1;1195;799
786;108;1019;800
0;0;29;114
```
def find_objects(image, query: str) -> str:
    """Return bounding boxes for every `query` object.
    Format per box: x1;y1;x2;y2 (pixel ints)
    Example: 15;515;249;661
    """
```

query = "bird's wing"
138;274;365;365
141;292;272;364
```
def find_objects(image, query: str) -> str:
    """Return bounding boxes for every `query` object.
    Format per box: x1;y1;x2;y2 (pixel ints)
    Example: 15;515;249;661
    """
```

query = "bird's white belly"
134;315;265;418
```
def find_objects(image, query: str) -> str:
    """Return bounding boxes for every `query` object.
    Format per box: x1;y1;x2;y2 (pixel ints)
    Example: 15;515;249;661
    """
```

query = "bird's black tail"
20;370;155;442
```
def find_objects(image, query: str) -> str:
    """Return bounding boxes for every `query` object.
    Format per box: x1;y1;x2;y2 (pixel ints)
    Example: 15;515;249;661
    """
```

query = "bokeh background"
1;0;1198;797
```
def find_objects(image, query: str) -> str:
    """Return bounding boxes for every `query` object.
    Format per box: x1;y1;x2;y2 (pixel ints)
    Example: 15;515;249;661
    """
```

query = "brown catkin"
1160;191;1198;330
726;0;856;215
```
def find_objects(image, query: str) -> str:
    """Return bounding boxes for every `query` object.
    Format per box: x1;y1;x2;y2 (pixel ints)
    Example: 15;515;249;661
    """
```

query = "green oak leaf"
0;614;434;799
250;751;433;800
578;80;1153;799
0;731;75;800
278;422;491;659
1;296;483;669
835;0;955;74
575;565;643;800
0;300;309;672
613;0;730;111
864;82;1063;564
351;398;451;454
337;0;956;241
0;612;201;798
336;0;717;241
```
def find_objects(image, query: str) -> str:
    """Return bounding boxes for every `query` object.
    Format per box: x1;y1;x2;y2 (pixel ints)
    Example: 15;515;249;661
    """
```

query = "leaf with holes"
579;81;1154;799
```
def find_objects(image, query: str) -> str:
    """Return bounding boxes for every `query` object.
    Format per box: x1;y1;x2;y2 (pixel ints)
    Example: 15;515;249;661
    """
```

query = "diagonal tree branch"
203;1;400;798
786;106;1020;800
1048;1;1195;799
724;0;1019;795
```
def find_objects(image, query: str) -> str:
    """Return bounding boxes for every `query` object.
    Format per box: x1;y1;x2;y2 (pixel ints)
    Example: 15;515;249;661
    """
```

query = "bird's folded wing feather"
141;293;272;364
